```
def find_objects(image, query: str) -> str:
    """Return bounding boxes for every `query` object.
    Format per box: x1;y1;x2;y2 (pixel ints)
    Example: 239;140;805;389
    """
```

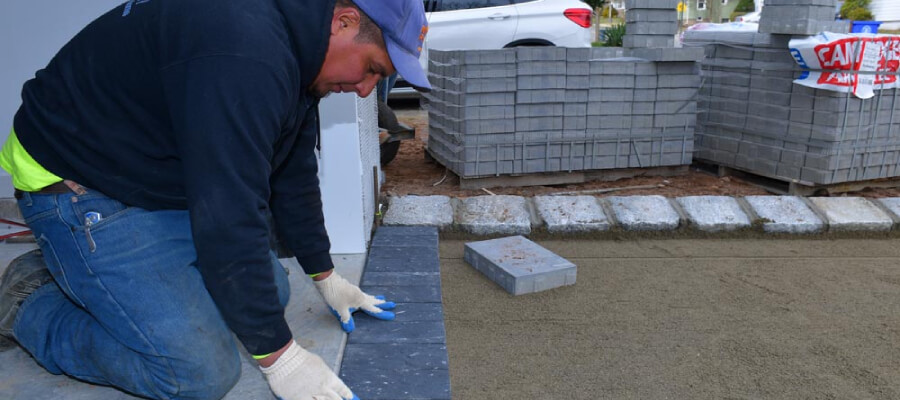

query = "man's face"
310;8;395;98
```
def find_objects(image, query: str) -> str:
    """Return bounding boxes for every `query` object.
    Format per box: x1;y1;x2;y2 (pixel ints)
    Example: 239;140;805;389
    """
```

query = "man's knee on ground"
151;348;241;400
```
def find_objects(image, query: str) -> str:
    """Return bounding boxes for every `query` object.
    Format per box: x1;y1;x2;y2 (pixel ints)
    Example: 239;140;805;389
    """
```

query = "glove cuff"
313;270;344;291
260;340;308;381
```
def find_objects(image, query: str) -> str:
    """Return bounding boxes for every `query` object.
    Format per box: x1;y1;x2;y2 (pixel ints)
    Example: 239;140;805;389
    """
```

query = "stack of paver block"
424;45;703;179
758;0;849;35
686;29;900;185
623;0;679;49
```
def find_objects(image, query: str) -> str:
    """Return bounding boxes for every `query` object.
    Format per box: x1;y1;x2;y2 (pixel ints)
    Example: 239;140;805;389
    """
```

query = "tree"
735;0;754;13
840;0;875;20
584;0;606;11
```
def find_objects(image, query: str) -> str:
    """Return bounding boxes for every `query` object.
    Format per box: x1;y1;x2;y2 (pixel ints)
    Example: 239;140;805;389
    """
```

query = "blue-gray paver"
341;226;450;400
464;235;577;295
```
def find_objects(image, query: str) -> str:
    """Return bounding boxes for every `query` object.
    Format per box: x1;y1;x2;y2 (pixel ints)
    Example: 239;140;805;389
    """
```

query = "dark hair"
335;0;383;46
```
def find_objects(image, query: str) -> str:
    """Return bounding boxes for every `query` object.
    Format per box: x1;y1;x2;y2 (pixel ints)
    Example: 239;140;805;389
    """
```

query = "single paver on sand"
464;235;576;295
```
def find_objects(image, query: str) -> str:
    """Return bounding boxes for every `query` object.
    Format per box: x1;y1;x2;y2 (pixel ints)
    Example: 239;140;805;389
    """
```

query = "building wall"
870;0;900;29
683;0;742;23
0;1;122;196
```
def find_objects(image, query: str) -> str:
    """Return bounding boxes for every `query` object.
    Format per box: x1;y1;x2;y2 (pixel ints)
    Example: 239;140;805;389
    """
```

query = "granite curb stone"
676;196;751;232
807;197;894;232
744;195;826;234
457;195;531;235
875;198;900;227
534;195;610;233
607;195;681;231
383;195;454;228
386;195;900;235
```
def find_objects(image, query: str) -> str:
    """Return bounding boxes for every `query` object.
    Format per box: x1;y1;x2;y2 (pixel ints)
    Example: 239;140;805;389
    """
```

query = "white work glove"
260;340;357;400
313;271;396;333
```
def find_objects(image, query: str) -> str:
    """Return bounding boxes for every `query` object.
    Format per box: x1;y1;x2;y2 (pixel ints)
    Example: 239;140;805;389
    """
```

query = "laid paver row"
339;226;451;400
383;194;900;235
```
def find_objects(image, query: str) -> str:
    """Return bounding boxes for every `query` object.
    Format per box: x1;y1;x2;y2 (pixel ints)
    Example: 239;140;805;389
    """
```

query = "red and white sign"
789;33;900;99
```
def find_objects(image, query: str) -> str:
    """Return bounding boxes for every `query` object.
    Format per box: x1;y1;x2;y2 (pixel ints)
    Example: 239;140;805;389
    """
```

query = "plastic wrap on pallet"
788;33;900;99
686;30;900;186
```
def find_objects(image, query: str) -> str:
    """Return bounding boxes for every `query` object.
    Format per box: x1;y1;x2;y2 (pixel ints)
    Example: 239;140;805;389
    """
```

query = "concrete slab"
457;196;531;235
744;195;825;234
464;236;576;295
808;197;894;232
606;195;681;231
676;196;751;232
534;195;610;233
383;195;454;228
0;241;364;399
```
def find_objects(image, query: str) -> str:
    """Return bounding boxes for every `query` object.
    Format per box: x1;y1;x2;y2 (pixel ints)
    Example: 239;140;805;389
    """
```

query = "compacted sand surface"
440;239;900;399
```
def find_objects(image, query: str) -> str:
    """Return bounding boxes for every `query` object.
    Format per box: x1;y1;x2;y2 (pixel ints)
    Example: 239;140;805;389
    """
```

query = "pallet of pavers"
423;0;704;189
685;26;900;195
684;0;900;195
424;45;705;189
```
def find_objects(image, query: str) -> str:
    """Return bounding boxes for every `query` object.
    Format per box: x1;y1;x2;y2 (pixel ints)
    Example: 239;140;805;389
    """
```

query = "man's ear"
331;7;362;35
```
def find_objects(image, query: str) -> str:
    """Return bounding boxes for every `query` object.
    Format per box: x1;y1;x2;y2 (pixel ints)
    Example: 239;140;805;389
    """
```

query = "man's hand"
313;270;396;333
260;340;359;400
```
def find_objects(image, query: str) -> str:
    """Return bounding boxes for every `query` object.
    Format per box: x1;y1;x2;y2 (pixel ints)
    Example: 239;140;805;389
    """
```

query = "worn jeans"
14;188;290;399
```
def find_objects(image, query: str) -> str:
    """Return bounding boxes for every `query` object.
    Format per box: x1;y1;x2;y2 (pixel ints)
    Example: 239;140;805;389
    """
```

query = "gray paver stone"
808;197;893;232
744;196;825;234
384;195;454;228
607;195;680;231
464;235;576;295
457;195;532;235
534;196;610;233
676;196;751;232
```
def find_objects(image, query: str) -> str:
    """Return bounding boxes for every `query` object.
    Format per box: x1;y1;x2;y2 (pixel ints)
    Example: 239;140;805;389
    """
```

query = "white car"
390;0;594;98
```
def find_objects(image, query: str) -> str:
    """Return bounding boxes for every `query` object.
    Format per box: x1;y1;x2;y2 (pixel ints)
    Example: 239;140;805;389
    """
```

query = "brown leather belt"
14;180;86;200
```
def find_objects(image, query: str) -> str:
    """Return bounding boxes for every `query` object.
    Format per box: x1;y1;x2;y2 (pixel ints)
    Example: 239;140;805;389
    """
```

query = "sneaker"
0;249;52;350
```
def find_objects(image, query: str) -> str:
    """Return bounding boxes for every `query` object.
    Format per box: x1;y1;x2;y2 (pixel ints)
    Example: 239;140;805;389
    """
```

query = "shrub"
735;0;755;13
603;22;626;47
841;0;875;21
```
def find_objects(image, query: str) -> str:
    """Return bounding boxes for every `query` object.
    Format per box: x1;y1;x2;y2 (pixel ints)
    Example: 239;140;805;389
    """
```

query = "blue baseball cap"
353;0;432;92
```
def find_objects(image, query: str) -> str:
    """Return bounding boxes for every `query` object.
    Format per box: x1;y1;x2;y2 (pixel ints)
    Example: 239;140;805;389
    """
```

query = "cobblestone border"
383;195;900;235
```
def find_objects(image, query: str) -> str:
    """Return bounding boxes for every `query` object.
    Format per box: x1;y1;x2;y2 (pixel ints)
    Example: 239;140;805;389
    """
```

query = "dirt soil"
385;102;900;198
440;238;900;399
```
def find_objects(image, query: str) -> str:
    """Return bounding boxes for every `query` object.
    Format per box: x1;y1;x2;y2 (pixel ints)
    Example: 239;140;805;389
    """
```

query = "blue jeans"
14;188;290;399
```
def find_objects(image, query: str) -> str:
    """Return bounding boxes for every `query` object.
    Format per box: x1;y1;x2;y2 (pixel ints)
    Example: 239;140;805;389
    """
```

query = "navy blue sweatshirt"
14;0;336;355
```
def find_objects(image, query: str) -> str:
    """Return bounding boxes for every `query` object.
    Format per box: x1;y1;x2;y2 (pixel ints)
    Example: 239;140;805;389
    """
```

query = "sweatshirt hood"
273;0;336;90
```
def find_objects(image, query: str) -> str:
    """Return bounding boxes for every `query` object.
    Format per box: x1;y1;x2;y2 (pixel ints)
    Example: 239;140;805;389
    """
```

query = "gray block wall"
685;29;900;186
425;46;702;179
757;0;850;35
623;0;678;49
